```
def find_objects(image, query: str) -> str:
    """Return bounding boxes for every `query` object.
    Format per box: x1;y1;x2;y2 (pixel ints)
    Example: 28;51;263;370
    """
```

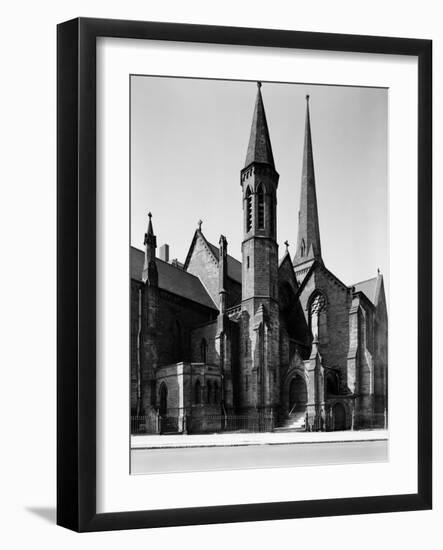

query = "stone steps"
275;411;306;432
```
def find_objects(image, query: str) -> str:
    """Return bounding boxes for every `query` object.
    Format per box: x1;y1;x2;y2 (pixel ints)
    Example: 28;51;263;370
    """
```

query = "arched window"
309;292;327;342
325;371;339;395
206;380;212;404
246;187;252;232
194;380;201;404
200;338;207;363
270;195;275;236
257;184;265;229
300;239;306;257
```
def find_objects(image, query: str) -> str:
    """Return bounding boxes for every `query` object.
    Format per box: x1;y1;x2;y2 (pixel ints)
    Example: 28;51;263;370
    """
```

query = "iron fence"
131;410;275;434
131;409;386;435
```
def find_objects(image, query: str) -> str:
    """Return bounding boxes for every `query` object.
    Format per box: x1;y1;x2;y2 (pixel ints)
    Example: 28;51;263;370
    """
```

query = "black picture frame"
57;17;432;532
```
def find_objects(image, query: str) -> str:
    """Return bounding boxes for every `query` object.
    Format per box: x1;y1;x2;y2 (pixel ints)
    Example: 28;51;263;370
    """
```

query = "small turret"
143;212;158;286
218;235;228;315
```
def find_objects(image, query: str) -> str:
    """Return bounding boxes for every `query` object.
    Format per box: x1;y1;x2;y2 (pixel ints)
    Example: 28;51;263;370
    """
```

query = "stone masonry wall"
298;265;351;384
130;280;217;413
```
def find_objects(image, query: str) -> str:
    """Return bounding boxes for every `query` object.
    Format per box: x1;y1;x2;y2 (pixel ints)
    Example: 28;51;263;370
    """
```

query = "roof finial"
148;211;152;219
257;81;262;89
377;267;380;275
306;94;310;102
197;219;203;231
284;240;289;253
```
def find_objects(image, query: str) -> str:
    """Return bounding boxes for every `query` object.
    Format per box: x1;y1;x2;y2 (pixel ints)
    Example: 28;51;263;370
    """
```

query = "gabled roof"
353;275;384;307
278;252;299;291
131;246;217;310
294;259;348;300
183;229;242;284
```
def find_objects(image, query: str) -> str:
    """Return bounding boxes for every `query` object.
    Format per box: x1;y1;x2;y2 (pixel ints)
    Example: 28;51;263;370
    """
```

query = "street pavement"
131;438;388;474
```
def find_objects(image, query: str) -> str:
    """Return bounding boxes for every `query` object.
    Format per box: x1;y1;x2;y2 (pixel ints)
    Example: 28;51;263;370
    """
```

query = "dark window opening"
213;381;219;404
200;338;207;363
257;184;265;229
246;187;252;232
270;195;275;236
194;380;201;404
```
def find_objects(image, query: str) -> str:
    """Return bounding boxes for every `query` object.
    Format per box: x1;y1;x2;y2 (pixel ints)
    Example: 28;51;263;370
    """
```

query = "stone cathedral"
130;83;388;434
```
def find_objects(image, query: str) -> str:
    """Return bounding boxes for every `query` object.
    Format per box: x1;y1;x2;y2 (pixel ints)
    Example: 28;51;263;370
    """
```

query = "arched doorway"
332;402;346;431
288;375;307;414
159;383;168;416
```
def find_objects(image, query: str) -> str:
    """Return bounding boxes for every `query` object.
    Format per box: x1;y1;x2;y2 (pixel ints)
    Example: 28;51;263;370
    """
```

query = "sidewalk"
131;429;388;449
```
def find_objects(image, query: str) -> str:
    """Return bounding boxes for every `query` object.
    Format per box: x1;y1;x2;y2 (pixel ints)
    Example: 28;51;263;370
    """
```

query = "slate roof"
353;276;378;305
130;247;217;310
244;83;275;169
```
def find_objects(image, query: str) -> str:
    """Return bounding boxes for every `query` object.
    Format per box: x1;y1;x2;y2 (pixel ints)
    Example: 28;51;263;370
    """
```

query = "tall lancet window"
300;239;306;258
257;184;265;229
309;292;327;343
270;195;275;236
246;187;253;232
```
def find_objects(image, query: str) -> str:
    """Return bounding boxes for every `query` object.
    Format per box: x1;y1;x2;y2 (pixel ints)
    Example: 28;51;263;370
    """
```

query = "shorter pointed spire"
144;212;155;245
244;82;275;169
143;212;158;286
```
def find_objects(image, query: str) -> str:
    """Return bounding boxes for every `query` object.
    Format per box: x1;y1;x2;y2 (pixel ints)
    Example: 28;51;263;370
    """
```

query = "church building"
130;83;388;433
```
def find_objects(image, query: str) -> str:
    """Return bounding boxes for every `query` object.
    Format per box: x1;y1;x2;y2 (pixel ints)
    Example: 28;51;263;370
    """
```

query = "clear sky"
131;76;388;289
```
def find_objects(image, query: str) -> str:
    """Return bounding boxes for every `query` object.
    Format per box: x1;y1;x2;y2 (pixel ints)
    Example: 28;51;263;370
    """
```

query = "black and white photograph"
129;76;389;473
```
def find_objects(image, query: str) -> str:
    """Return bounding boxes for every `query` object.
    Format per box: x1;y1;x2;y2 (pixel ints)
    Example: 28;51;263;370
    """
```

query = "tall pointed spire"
293;95;322;267
244;82;275;169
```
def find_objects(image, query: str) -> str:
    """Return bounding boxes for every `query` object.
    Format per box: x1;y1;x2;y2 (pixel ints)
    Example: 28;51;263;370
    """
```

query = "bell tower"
239;82;280;413
241;82;279;303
